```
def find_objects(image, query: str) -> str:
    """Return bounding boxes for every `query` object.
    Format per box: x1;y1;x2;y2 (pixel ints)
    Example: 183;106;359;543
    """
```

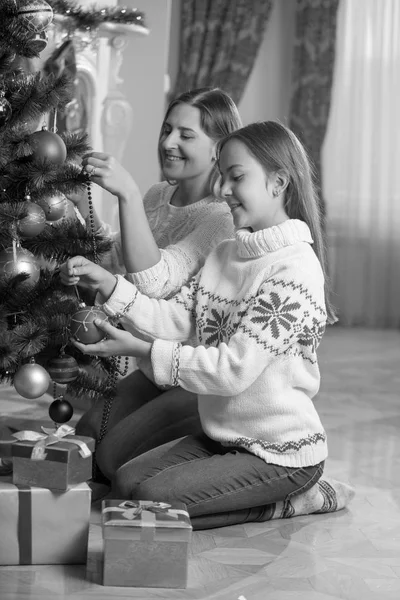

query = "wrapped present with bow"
101;499;192;588
11;424;95;491
0;476;91;565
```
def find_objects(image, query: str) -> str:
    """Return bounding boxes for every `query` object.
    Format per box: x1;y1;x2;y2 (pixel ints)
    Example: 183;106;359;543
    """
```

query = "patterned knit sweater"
101;219;328;468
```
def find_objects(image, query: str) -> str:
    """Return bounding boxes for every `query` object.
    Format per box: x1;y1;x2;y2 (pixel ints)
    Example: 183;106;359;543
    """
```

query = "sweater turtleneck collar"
235;219;313;258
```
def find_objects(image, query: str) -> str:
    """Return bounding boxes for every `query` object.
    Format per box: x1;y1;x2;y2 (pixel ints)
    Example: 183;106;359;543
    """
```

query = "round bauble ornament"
27;29;48;53
0;246;40;287
0;93;12;127
48;398;73;424
14;358;50;399
17;201;46;238
36;192;67;221
29;127;67;165
47;353;79;384
70;306;107;344
17;1;54;33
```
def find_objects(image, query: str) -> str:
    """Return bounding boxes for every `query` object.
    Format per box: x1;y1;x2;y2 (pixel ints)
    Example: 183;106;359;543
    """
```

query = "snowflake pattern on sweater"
176;277;325;365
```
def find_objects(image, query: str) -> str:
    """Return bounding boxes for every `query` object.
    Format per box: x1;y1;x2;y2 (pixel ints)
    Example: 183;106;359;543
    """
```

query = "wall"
239;0;296;125
117;0;171;197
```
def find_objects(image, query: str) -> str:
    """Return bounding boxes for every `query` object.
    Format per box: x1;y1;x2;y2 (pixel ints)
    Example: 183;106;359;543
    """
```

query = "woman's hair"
218;121;336;324
158;87;242;186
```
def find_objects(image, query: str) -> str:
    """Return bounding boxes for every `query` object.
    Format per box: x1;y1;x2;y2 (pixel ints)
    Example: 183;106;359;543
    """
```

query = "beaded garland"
81;172;129;479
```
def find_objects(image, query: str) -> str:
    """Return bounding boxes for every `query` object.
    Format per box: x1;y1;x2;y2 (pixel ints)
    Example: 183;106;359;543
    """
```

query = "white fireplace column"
51;2;149;229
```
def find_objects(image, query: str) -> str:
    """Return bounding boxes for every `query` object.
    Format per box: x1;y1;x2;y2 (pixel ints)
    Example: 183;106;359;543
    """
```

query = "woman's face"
159;103;216;183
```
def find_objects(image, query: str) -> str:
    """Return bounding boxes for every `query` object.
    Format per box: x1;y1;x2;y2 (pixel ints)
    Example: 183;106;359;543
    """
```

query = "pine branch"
48;1;146;29
20;225;113;263
62;132;91;160
3;72;74;128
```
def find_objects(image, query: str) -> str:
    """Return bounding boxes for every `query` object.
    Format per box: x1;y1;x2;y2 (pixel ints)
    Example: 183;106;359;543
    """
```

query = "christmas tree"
0;0;133;427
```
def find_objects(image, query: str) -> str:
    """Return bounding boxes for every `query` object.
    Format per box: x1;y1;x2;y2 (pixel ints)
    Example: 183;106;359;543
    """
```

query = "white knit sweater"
99;181;234;299
101;219;328;468
99;181;234;385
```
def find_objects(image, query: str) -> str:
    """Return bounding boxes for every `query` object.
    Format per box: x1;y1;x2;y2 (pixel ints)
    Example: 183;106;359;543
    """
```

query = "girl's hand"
81;152;141;201
60;256;117;299
71;319;152;358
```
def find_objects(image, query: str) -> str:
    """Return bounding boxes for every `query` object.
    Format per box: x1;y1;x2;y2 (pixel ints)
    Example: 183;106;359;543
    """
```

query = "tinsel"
48;0;146;30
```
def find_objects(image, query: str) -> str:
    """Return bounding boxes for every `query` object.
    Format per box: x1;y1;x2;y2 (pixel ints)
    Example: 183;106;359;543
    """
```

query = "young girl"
61;121;337;529
70;88;242;460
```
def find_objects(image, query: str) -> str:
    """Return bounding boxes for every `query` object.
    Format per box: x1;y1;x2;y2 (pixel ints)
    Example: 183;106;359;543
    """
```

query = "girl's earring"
273;189;280;198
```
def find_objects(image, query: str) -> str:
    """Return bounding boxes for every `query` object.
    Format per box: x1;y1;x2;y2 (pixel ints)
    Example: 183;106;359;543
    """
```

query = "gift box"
0;477;91;565
102;499;192;588
11;425;95;491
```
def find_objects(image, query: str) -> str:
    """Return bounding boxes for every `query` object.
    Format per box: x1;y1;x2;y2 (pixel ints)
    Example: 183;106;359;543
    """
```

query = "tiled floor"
0;326;399;599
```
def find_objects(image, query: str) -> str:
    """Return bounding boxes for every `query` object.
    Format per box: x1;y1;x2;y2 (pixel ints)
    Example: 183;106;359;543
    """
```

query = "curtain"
322;0;400;327
289;0;340;217
173;0;273;105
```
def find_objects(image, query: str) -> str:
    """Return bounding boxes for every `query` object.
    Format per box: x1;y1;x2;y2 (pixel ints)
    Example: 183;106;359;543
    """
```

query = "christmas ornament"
0;91;12;127
14;358;50;399
17;1;54;33
70;305;107;344
17;201;46;237
27;29;48;53
36;192;67;221
0;245;40;287
47;352;79;384
48;398;74;424
29;127;67;164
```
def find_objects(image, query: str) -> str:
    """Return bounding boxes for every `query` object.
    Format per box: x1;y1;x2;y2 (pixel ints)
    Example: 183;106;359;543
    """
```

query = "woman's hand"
71;319;152;358
82;152;141;202
60;256;117;300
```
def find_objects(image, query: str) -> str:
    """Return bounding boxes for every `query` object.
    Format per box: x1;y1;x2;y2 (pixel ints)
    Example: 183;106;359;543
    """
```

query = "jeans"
114;433;324;530
75;369;201;479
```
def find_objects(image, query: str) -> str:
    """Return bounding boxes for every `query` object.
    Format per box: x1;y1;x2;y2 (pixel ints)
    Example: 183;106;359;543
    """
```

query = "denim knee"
114;468;175;503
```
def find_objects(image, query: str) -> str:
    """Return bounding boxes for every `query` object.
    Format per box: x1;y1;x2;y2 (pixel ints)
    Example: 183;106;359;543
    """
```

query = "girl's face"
159;103;216;183
219;139;286;232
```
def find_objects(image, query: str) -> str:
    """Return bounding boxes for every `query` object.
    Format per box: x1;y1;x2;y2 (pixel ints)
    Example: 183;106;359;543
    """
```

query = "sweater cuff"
151;339;181;387
100;275;138;318
128;256;165;288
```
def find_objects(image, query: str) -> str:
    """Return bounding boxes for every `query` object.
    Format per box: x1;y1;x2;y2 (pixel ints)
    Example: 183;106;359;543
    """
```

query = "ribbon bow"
12;424;92;461
103;500;189;525
104;500;178;521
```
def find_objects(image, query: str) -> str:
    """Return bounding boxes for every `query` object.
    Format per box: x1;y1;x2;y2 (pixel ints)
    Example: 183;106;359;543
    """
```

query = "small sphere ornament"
36;192;67;221
47;352;79;384
0;246;40;287
14;358;50;399
29;127;67;165
70;306;107;344
17;1;54;33
17;201;46;238
48;398;74;424
0;92;12;127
